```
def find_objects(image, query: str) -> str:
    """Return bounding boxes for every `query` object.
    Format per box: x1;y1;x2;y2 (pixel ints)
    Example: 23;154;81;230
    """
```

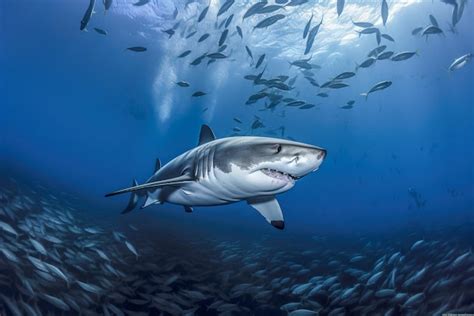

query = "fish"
243;1;268;20
448;53;472;71
93;28;107;35
317;92;328;97
198;5;209;23
44;262;69;285
225;14;234;28
245;46;254;60
422;25;443;36
391;51;417;61
190;53;207;66
236;26;243;39
376;30;381;45
303;14;313;39
286;0;309;6
256;54;265;69
377;51;394;60
357;27;379;36
304;16;323;55
207;53;227;59
218;29;228;46
352;20;374;28
163;28;175;38
334;72;355;80
80;0;96;31
290;59;312;69
381;33;394;42
0;220;18;237
356;57;377;70
77;280;103;294
287;101;305;107
217;0;235;17
361;80;392;99
381;0;389;26
185;31;197;39
172;6;178;19
176;81;190;87
198;33;210;42
192;91;207;97
254;14;285;29
368;45;387;57
178;50;191;58
300;104;315;109
41;294;70;311
30;238;47;255
233;117;242;123
328;82;348;89
126;47;147;52
133;0;150;6
256;5;282;14
105;125;326;230
337;0;345;17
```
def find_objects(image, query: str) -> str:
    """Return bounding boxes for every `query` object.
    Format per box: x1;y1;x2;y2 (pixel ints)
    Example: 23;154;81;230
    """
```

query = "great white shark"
105;125;326;230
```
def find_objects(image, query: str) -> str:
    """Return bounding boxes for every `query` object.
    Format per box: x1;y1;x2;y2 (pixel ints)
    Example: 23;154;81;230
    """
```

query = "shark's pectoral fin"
105;174;194;197
247;196;285;230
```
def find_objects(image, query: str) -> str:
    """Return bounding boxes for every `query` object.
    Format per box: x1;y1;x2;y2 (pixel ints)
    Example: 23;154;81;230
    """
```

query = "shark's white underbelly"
164;181;240;206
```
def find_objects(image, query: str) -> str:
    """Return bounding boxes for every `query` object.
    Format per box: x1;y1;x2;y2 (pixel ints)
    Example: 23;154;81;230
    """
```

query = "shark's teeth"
261;168;297;182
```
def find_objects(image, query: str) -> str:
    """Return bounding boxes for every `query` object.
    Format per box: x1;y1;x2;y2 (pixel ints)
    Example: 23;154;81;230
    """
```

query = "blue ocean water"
1;0;473;315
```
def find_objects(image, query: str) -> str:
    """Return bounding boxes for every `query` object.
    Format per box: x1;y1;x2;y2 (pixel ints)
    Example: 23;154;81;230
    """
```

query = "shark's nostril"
317;149;326;160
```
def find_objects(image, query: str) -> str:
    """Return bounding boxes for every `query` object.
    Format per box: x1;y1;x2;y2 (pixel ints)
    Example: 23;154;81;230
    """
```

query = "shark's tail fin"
121;179;139;214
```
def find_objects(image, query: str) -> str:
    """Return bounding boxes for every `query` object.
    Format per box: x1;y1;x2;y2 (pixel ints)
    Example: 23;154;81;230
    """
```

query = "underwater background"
1;0;473;315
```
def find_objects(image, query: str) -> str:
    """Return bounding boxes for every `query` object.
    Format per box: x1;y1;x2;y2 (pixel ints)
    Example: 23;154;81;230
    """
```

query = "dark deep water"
1;0;474;315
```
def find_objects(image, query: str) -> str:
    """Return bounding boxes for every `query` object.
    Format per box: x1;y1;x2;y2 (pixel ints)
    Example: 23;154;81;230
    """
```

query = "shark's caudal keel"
105;125;326;230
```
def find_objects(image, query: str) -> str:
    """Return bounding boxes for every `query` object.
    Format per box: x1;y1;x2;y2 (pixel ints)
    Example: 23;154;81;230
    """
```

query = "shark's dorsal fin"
155;158;161;172
247;196;285;230
198;125;216;146
105;174;194;197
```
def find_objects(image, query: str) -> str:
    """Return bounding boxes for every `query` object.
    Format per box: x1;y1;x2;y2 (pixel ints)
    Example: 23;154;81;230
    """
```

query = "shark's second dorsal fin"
198;125;216;146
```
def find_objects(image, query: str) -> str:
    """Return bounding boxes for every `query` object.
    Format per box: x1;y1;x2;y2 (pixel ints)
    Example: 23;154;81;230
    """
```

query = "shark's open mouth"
261;168;298;182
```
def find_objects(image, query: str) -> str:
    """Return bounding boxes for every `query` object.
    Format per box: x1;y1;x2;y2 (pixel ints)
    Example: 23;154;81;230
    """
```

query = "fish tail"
360;93;368;100
115;180;140;214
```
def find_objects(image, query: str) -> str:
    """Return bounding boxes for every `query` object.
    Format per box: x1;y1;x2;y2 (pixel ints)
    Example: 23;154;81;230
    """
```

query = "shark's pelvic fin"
155;158;161;172
105;174;194;197
247;196;285;230
121;179;139;214
184;206;193;213
198;124;216;146
142;195;160;209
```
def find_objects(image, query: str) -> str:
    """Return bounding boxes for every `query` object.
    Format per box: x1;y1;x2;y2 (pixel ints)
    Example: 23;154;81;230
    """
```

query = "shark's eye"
275;144;282;154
